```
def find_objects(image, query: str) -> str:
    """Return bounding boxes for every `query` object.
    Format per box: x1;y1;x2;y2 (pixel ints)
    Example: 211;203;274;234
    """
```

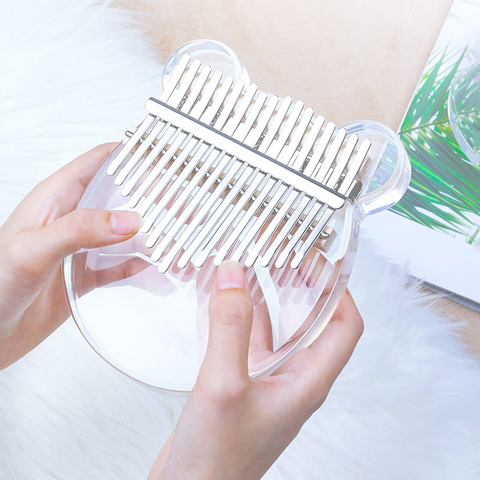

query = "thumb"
10;209;141;277
201;261;254;383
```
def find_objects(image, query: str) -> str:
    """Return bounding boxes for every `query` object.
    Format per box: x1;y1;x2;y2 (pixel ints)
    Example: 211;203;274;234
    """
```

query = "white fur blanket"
1;1;480;479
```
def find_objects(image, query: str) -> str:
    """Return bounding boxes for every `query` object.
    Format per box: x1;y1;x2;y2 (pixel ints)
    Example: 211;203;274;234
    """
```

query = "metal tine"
140;107;241;234
150;85;261;263
147;84;259;244
233;91;268;140
116;61;206;188
250;114;326;267
179;65;213;112
141;80;248;233
159;92;269;271
302;122;336;178
222;84;258;136
211;79;248;132
133;75;234;213
121;66;215;196
160;162;250;271
107;115;157;176
192;96;293;268
213;100;305;265
175;166;251;269
107;54;190;176
266;100;304;159
262;125;344;265
273;128;349;269
161;54;192;100
143;148;230;245
143;81;252;243
311;128;347;181
259;97;293;153
337;139;371;195
243;95;280;147
267;128;346;267
323;134;358;187
244;187;301;267
180;95;280;268
116;120;170;187
150;154;238;260
289;139;371;269
235;107;315;266
133;133;196;211
259;192;309;267
290;207;333;268
232;184;292;264
150;90;266;255
194;173;270;268
274;202;327;268
155;92;275;262
199;75;235;128
276;107;314;165
165;63;201;110
290;115;325;171
218;101;306;264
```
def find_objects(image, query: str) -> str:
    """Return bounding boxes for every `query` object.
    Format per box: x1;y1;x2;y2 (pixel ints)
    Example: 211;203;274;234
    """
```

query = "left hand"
0;143;141;369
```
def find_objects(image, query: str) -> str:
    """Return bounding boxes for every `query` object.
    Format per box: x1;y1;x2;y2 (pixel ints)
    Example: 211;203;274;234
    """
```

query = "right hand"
149;261;363;480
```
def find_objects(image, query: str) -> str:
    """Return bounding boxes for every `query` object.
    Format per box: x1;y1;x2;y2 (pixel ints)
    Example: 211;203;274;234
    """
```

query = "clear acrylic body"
63;40;411;393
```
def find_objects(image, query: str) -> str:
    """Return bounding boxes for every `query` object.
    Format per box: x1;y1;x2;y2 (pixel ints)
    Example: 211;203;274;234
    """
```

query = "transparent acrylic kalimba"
63;40;411;392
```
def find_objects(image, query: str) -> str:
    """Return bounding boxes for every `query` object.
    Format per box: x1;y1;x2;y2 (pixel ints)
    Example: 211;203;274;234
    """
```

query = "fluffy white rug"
1;1;480;479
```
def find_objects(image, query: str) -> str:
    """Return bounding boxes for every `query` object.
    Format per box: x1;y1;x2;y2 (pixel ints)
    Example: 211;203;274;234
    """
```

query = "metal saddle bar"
105;54;372;272
145;98;347;210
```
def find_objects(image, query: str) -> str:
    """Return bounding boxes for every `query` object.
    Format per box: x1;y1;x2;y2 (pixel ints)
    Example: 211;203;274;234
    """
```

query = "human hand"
149;261;363;480
0;143;141;369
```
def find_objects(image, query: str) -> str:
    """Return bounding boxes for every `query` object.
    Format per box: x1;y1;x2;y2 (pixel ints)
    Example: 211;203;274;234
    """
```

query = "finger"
201;261;254;383
148;433;173;480
8;209;141;278
46;142;117;191
273;289;363;411
42;142;120;213
1;143;119;236
23;256;149;334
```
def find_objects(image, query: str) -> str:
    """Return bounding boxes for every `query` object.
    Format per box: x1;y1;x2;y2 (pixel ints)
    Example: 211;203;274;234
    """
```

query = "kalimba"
64;40;411;392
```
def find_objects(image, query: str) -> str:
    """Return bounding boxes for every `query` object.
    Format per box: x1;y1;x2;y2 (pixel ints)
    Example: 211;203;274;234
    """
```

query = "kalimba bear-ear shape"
63;40;411;393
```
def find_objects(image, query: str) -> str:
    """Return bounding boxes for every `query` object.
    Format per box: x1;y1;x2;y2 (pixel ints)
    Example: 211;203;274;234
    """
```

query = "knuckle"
200;377;249;409
5;238;24;269
306;392;328;417
351;310;364;338
70;208;91;223
294;375;329;415
31;177;54;199
338;291;364;339
61;209;102;250
69;208;100;233
4;235;41;276
67;209;90;235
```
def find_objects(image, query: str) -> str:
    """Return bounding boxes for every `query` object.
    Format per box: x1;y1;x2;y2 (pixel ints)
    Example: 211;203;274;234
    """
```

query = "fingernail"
110;210;141;235
216;260;245;290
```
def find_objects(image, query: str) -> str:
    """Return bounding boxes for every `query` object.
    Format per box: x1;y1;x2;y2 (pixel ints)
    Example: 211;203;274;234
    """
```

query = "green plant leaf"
392;44;480;241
